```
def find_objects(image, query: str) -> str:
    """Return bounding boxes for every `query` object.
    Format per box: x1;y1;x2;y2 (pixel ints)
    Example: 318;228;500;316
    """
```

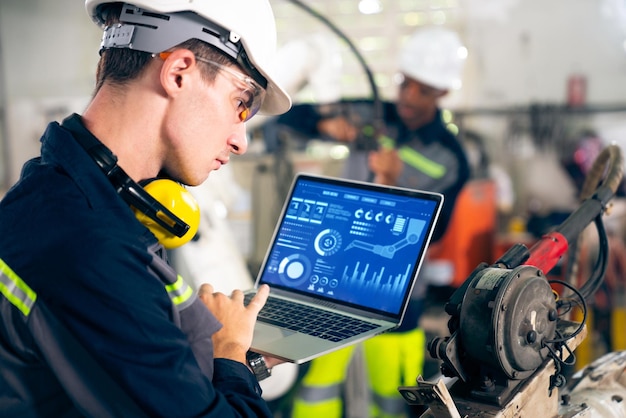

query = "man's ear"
159;49;196;94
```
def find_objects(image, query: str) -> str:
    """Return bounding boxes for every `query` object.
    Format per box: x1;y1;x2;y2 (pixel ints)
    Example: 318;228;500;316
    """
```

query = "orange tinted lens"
239;108;251;122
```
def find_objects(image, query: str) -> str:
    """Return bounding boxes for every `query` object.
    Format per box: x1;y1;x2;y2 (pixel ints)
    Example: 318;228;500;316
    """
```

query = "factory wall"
1;0;625;207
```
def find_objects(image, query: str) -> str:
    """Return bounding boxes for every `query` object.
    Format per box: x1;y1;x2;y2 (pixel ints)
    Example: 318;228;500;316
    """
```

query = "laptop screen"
256;174;443;317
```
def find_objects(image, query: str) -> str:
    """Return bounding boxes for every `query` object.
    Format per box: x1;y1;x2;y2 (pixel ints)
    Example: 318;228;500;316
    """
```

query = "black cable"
545;328;575;395
578;215;609;301
546;279;587;344
543;279;587;395
284;0;385;150
566;144;623;285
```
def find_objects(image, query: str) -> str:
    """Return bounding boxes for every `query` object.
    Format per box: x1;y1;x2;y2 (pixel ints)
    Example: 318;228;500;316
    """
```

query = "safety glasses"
156;52;265;122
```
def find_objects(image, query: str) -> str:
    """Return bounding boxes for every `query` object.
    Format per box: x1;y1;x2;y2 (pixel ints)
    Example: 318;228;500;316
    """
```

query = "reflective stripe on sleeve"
398;146;446;179
165;274;194;309
296;383;343;404
371;391;409;417
0;258;37;316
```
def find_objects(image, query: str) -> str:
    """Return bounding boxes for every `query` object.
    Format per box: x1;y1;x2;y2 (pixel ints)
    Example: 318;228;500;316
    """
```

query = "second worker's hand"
368;147;403;186
316;116;359;143
198;283;270;364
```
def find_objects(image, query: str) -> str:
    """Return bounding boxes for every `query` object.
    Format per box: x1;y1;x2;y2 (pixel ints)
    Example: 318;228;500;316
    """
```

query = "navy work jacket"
0;115;271;417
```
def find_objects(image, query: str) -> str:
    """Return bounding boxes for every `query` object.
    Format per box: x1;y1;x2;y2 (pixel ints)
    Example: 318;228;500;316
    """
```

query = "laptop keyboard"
246;294;379;342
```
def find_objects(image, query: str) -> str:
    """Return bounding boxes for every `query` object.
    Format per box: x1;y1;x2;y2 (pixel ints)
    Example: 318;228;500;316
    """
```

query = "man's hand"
369;148;403;186
263;355;286;369
317;116;359;143
198;283;270;364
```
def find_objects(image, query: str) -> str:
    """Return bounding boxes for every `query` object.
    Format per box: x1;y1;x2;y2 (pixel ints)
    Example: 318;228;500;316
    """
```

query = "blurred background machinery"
2;1;626;416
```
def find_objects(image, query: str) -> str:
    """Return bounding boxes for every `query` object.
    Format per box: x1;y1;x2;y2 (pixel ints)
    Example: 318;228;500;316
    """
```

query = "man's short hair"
94;3;234;92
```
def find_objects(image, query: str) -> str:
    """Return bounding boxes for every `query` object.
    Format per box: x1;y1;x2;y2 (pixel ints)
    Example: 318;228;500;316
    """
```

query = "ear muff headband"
64;115;198;248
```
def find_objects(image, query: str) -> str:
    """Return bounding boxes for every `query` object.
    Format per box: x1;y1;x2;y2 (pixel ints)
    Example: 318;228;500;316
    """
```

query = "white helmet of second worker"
85;0;292;116
398;26;467;91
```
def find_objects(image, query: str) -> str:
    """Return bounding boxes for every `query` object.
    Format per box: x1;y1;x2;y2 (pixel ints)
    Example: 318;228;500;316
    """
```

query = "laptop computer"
246;173;443;364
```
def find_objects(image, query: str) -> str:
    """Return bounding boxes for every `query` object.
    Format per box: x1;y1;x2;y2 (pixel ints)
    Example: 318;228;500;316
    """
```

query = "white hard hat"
85;0;291;115
398;26;467;91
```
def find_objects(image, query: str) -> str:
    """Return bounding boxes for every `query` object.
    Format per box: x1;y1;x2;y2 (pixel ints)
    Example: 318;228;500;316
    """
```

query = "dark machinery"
260;3;626;414
399;144;624;415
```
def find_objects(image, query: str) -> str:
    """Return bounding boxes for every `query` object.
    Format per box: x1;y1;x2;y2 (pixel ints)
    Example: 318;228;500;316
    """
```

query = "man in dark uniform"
274;27;471;417
0;1;291;416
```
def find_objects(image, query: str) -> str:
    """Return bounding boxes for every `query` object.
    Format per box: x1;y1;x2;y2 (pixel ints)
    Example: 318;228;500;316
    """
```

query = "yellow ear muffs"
132;179;200;249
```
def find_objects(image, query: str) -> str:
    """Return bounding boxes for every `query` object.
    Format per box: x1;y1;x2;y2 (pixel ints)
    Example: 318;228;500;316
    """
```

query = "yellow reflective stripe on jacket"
378;134;396;150
0;258;37;316
398;146;446;179
165;275;193;308
376;134;447;179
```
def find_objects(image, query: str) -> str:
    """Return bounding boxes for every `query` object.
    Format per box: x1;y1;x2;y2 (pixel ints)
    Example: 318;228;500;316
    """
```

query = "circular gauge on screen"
314;229;342;257
277;254;311;286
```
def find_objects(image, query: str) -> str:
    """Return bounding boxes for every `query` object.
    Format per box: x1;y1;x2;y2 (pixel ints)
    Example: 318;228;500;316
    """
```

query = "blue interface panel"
258;175;442;317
